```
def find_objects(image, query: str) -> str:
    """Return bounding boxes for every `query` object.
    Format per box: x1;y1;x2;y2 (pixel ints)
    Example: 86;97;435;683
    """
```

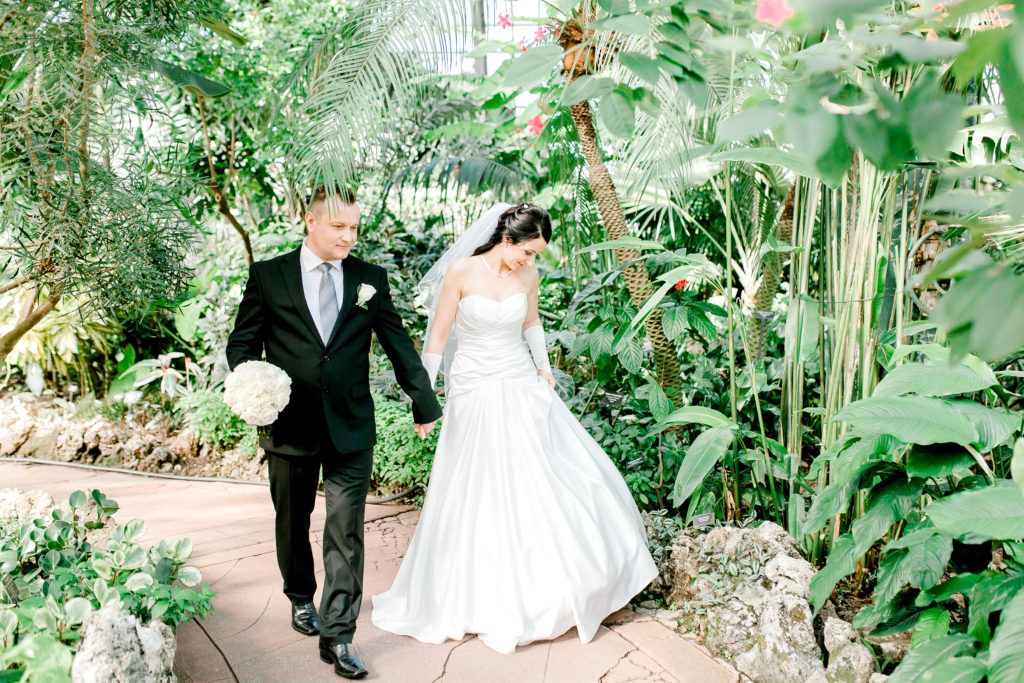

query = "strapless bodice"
449;293;537;395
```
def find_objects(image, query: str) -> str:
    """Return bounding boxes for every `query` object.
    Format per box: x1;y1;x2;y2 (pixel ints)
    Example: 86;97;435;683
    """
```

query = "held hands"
538;369;556;388
414;420;437;440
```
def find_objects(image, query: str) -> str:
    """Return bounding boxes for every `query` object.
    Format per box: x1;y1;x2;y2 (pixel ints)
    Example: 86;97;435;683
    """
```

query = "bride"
371;202;657;654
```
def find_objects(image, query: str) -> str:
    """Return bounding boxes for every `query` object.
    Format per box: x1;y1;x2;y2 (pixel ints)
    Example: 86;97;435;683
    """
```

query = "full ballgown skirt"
371;293;657;654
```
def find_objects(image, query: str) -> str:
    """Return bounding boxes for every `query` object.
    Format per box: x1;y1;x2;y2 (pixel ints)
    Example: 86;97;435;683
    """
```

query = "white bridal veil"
417;203;512;390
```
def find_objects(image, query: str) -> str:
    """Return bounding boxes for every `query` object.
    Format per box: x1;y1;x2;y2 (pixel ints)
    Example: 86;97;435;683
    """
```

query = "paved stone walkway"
1;462;738;683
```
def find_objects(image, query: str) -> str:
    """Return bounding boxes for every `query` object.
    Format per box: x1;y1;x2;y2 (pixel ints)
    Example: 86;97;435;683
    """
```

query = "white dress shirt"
299;238;345;341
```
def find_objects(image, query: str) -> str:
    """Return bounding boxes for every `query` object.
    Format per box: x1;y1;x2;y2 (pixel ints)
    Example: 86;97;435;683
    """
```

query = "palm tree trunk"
568;99;683;404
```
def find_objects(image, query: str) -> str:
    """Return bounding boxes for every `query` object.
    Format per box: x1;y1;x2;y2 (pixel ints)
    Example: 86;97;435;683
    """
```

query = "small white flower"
355;283;377;308
223;361;292;426
123;391;143;406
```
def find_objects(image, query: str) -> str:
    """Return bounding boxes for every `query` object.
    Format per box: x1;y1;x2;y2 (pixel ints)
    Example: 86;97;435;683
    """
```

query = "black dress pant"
267;446;373;645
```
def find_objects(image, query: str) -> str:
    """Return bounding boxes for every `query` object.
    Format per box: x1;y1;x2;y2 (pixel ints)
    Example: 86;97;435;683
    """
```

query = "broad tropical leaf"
888;635;975;683
927;483;1024;541
988;590;1024;683
832;396;979;446
910;607;951;647
969;571;1024;646
872;363;996;398
949;400;1022;454
670;426;736;506
654;406;735;434
915;657;986;683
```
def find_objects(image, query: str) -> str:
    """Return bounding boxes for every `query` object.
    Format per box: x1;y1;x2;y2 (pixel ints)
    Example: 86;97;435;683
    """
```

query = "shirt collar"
300;238;343;273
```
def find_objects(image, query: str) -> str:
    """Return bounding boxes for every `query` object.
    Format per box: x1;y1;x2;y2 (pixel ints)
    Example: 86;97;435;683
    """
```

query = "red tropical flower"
674;279;688;290
498;13;512;29
527;116;544;136
754;0;796;27
534;27;546;41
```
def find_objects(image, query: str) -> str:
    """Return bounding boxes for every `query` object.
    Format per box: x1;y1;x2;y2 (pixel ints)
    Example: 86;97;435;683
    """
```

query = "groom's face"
305;197;359;261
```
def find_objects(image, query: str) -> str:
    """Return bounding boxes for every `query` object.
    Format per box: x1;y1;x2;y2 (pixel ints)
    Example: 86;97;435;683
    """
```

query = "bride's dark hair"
471;203;552;257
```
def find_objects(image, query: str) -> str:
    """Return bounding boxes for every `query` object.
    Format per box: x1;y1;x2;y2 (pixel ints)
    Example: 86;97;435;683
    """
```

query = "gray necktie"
317;262;338;343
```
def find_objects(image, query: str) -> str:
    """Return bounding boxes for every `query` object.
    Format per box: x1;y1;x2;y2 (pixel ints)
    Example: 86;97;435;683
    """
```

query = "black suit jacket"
225;248;442;456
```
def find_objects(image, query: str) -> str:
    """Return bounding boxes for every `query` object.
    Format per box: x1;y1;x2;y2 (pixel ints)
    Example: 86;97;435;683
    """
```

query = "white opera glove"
422;352;442;390
523;324;551;375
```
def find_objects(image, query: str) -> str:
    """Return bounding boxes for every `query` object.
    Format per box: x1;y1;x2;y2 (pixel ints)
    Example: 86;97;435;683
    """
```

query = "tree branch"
0;289;62;367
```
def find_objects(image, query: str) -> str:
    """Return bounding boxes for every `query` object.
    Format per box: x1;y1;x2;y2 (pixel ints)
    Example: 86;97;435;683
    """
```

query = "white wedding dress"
371;293;658;654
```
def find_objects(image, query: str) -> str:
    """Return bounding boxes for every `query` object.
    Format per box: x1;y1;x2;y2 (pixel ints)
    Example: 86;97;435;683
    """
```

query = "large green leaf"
969;571;1024;646
600;89;636;138
832;396;978;446
590;14;652;34
949;400;1022;454
876;527;954;605
910;607;951;647
906;444;975;478
502;45;562;91
153;59;231;97
670;426;736;506
988;590;1024;683
916;657;986;683
654;406;735;433
927;483;1024;541
930;265;1024;364
785;294;819;363
618;52;662;85
872;363;996;398
561;75;614;106
888;635;975;683
1013;439;1024;497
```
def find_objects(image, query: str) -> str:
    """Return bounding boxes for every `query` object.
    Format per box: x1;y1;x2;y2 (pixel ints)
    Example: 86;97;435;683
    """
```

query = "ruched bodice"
448;293;536;396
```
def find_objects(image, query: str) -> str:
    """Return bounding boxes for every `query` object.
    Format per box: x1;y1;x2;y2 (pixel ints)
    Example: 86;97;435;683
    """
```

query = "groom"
226;185;440;679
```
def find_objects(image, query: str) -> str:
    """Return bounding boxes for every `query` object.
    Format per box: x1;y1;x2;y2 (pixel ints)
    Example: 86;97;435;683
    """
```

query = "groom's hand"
414;421;437;439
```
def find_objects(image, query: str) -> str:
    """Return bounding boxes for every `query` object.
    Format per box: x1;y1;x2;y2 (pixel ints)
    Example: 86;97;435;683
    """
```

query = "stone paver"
1;462;738;682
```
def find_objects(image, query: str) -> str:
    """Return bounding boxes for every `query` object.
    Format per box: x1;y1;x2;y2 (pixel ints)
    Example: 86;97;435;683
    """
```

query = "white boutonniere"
356;283;377;309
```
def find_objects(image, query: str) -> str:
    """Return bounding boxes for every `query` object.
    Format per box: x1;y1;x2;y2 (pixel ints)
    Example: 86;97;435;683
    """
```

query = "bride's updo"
471;202;552;256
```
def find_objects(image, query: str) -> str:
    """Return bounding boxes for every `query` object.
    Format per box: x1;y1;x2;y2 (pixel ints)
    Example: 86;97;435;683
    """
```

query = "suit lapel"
327;257;361;348
279;248;325;348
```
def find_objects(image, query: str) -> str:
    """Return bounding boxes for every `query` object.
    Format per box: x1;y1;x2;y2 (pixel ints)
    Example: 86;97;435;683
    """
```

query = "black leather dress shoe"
319;642;368;679
291;602;320;636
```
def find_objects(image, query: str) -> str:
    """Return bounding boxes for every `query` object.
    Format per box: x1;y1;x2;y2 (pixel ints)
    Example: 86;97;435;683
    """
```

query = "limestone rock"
17;424;58;459
869;675;889;683
0;420;34;456
664;522;826;683
824;617;858;655
71;606;175;683
166;428;198;460
0;488;55;522
54;421;89;462
826;641;876;683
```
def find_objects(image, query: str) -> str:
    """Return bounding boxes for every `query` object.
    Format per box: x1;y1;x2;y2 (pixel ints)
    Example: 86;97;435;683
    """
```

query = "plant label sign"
692;512;715;528
626;457;644;469
600;391;628;407
1;573;19;605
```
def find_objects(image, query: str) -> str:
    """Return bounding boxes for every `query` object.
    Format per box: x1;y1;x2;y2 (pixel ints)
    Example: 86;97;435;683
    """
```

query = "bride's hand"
538;370;555;388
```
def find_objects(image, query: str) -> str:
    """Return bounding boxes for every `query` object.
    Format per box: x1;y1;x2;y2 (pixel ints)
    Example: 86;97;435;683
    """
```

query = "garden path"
1;462;738;683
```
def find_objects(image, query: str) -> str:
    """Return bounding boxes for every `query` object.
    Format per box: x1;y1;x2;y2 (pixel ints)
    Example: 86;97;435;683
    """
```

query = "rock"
0;488;55;522
0;420;34;455
663;522;827;683
863;630;911;666
869;675;889;683
166;428;198;459
71;606;175;683
826;641;876;683
54;421;89;461
123;434;154;457
17;424;58;459
824;617;858;655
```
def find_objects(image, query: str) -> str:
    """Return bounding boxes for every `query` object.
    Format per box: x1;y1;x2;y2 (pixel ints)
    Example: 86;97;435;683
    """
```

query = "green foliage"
177;389;256;452
0;491;214;681
371;392;441;496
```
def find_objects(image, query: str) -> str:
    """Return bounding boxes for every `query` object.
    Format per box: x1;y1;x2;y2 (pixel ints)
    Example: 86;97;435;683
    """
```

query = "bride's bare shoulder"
448;257;478;275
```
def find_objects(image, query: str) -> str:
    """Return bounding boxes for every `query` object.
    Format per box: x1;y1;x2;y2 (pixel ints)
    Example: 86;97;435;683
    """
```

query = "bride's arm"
424;261;464;355
523;268;554;387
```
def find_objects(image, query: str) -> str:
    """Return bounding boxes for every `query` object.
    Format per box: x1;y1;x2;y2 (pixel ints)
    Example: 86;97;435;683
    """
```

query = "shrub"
371;391;442;497
0;490;214;680
177;389;257;453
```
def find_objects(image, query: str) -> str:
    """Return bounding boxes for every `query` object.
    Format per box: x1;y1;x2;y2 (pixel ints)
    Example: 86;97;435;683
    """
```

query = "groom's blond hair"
306;185;357;218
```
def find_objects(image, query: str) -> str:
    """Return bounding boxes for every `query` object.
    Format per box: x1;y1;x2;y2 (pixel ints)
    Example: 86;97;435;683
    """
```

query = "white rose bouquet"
222;361;292;426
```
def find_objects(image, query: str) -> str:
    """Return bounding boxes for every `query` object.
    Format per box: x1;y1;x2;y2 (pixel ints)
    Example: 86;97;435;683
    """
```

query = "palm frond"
288;0;468;188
